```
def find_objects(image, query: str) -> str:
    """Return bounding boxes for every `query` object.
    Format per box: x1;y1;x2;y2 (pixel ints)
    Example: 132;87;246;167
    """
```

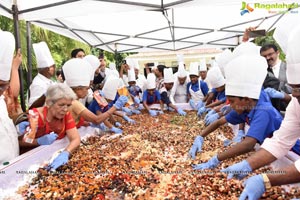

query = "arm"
268;161;300;186
206;99;226;109
200;116;227;137
144;63;151;75
80;107;115;124
29;95;46;109
10;48;22;97
159;100;164;112
218;136;257;161
64;127;80;153
204;92;214;105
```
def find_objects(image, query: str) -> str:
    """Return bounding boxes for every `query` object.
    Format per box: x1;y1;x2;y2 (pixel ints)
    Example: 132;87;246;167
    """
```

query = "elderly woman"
19;83;80;170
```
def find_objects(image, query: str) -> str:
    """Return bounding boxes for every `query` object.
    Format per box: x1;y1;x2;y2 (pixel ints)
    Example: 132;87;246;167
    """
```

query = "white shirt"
271;60;281;79
28;73;55;106
170;77;189;104
261;97;300;171
0;96;19;163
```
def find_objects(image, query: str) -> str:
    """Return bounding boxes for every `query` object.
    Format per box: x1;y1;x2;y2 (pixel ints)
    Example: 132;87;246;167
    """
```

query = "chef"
188;44;283;168
221;23;300;200
0;30;19;164
170;63;189;104
199;59;208;81
187;62;209;110
28;42;56;107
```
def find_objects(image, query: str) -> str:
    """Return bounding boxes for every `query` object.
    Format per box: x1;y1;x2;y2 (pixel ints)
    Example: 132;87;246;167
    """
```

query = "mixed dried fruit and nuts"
19;111;300;199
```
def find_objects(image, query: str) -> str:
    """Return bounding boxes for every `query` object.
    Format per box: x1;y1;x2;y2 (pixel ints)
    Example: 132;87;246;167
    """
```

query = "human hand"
149;110;157;116
188;136;204;159
221;160;252;180
131;109;141;115
192;155;220;170
239;175;265;200
197;107;207;117
205;113;219;125
37;132;58;145
177;108;186;116
17;121;30;135
122;107;133;115
49;151;70;170
113;96;128;109
233;130;245;143
98;90;105;97
123;115;136;124
264;87;284;99
114;122;122;127
12;48;22;70
223;139;232;147
196;100;205;110
134;96;140;104
110;126;122;134
157;110;164;115
189;99;196;110
242;26;257;42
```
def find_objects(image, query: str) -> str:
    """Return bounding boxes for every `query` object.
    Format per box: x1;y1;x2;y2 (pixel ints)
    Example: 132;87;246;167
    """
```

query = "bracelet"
262;174;271;189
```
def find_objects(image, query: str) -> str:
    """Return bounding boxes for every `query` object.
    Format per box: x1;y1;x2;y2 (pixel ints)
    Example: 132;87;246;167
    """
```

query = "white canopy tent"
1;0;297;53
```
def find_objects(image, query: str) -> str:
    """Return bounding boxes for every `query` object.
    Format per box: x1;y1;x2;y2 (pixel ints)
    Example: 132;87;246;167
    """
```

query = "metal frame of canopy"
0;0;293;110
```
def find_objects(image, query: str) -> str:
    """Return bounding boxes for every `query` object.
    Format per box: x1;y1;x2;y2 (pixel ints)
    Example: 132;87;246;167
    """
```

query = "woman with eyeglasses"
18;83;80;170
221;24;300;200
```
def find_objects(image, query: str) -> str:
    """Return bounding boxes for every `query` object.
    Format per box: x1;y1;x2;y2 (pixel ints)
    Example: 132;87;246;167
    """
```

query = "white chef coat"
261;97;300;170
0;95;19;164
170;78;189;104
28;73;55;106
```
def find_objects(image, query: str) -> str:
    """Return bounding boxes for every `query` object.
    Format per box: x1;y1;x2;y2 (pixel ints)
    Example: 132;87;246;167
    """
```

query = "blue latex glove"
134;96;140;104
177;108;186;116
110;126;122;134
204;109;216;121
189;99;197;110
131;109;141;115
221;160;252;180
197;107;206;116
99;90;105;97
205;113;220;125
113;96;128;109
264;87;284;99
196;100;205;110
233;130;245;143
123;115;136;124
220;105;232;115
188;136;204;159
168;107;175;112
115;122;122;127
193;155;220;170
223;139;232;147
37;132;58;145
122;107;133;115
149;110;157;117
157;110;164;115
49;151;70;170
138;104;144;110
17;121;30;134
90;122;109;131
239;175;265;200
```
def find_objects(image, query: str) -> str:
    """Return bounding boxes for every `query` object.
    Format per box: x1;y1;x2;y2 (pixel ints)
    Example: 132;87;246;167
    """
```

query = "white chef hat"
177;62;187;78
109;63;116;70
33;41;55;69
102;76;119;100
83;55;100;80
0;30;15;81
286;25;300;84
273;10;300;54
206;65;225;89
189;62;199;76
106;69;119;79
199;59;207;71
225;55;268;99
146;73;156;89
176;54;184;63
128;68;136;82
164;68;174;83
216;49;233;77
232;42;260;59
62;58;91;87
126;58;139;70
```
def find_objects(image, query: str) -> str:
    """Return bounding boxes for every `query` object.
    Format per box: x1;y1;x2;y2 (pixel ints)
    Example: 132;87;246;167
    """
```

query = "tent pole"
26;21;32;85
12;2;26;112
114;43;119;70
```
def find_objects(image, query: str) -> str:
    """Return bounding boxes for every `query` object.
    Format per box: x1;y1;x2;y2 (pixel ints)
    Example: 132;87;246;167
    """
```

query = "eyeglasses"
286;84;300;93
56;103;72;110
261;51;277;58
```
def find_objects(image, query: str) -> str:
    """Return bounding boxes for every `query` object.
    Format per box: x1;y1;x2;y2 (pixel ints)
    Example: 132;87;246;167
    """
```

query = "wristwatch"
262;174;271;189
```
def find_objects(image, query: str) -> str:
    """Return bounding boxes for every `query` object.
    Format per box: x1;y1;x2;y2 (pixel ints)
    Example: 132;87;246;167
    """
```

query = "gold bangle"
262;174;271;189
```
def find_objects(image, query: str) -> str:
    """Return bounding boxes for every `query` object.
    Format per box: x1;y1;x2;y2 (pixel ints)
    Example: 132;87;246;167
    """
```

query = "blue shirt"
88;95;118;114
142;90;161;104
211;88;226;102
186;80;209;96
225;91;283;144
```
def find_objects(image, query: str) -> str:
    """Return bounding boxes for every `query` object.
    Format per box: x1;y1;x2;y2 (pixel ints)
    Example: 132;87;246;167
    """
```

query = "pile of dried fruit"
19;111;300;199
